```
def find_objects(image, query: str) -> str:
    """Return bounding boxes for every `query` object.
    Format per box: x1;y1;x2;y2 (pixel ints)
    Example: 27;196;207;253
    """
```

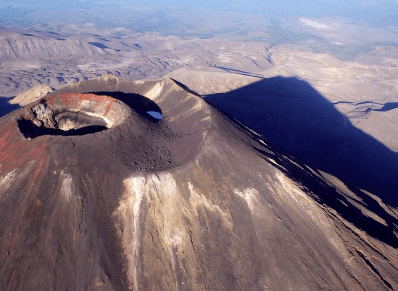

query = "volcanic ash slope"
0;75;397;290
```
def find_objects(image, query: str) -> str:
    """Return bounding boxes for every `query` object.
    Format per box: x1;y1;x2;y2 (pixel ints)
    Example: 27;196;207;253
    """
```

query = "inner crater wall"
20;93;131;130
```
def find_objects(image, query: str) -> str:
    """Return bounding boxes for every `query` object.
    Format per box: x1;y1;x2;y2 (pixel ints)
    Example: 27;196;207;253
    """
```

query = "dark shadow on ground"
88;42;108;49
0;98;19;118
211;65;264;78
375;102;398;112
204;76;398;247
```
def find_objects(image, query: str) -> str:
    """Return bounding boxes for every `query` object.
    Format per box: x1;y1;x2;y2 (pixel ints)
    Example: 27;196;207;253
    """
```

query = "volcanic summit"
0;75;397;290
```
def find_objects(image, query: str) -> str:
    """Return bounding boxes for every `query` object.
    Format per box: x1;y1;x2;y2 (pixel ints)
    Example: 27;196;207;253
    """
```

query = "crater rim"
18;93;131;138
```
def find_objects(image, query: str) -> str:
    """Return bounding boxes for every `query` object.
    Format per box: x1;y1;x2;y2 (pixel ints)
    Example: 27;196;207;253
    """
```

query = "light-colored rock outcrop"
9;85;53;106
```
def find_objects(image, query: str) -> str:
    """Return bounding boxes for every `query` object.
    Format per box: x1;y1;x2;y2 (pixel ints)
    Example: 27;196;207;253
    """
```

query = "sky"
1;0;397;27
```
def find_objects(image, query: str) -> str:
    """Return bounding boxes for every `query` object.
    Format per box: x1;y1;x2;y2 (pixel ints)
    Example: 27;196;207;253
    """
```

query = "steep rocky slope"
0;76;397;290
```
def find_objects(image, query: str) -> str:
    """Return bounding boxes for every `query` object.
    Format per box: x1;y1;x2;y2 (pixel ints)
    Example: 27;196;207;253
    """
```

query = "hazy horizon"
1;0;397;61
1;0;397;25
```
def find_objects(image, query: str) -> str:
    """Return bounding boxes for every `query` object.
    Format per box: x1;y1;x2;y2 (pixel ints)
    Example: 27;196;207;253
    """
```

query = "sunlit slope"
0;76;397;290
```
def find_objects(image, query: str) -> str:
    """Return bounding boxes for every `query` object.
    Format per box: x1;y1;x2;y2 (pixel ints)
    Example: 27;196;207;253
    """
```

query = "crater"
87;91;163;121
55;110;108;131
18;93;130;139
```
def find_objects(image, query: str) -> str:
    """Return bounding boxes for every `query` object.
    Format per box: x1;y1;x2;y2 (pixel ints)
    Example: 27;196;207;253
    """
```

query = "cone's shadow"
205;76;398;247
